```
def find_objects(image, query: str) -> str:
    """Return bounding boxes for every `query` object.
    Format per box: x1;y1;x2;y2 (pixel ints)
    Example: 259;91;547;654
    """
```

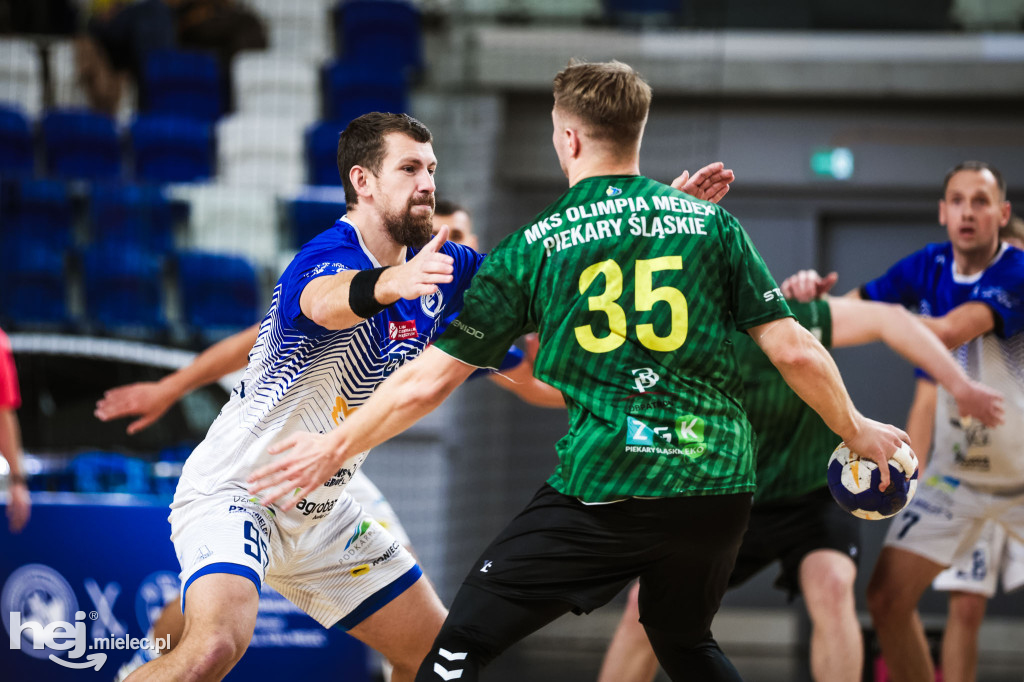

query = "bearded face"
381;191;435;248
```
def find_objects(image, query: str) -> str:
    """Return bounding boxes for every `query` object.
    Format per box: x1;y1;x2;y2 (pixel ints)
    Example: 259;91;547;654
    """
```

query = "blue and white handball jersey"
863;241;1024;489
177;217;485;534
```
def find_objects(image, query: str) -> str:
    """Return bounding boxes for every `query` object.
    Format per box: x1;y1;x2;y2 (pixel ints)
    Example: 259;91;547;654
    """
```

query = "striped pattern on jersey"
437;174;792;502
734;300;837;504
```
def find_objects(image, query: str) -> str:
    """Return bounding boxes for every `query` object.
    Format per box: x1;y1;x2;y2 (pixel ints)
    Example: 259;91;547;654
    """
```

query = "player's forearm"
0;410;25;477
330;347;472;460
162;324;259;397
875;306;973;398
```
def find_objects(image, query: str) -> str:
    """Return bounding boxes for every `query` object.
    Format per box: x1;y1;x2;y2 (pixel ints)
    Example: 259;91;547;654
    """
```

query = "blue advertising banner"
1;494;370;681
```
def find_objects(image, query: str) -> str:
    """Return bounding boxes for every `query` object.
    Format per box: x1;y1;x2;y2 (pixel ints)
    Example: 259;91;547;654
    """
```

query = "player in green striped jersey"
249;60;909;682
599;298;1002;682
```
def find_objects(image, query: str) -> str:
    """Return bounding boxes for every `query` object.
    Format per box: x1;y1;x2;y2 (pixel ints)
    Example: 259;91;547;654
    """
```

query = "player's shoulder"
985;242;1024;281
891;241;952;273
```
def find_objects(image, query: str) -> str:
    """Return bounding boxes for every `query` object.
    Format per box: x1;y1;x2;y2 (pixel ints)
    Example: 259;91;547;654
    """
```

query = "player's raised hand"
844;417;911;492
780;269;838;303
952;379;1004;428
95;382;176;434
248;431;348;511
671;162;735;204
380;225;454;301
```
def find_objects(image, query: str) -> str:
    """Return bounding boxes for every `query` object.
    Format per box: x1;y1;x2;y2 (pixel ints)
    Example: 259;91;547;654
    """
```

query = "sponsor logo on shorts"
479;560;493;573
350;564;370;577
346;520;372;550
194;545;213;564
389;320;418;340
341;522;379;563
371;542;400;566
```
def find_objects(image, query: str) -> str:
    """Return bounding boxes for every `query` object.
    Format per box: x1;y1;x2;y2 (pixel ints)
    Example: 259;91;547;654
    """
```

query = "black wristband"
349;267;391;319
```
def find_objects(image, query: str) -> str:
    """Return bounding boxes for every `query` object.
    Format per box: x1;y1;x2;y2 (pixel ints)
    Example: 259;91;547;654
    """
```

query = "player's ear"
349;165;374;200
938;199;947;226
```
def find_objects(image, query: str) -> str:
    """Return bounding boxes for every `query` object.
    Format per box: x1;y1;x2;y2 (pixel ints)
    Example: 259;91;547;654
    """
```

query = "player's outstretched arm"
248;345;475;509
749;316;909;490
904;378;937;474
300;227;455;330
915;301;997;350
829;298;1004;427
670;162;735;204
95;323;259;434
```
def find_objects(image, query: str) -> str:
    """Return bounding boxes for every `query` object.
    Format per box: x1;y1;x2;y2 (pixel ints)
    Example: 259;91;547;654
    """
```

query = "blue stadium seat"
334;0;423;76
142;49;224;123
177;251;261;342
0;178;74;250
321;60;409;128
82;243;167;336
71;452;151;495
289;192;346;247
0;103;34;176
89;183;175;255
0;233;70;328
305;120;345;186
40;108;122;181
130;114;215;183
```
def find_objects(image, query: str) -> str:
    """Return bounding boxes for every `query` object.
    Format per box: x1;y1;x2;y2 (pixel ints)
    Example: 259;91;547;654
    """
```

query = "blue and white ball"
826;442;919;520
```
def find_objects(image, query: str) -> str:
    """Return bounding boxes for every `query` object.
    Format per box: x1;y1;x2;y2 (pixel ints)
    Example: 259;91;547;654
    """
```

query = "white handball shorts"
932;519;1024;597
169;484;421;630
883;473;1024;569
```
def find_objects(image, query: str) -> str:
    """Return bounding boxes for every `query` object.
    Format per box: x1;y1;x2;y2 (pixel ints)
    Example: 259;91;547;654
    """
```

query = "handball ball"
826;442;918;520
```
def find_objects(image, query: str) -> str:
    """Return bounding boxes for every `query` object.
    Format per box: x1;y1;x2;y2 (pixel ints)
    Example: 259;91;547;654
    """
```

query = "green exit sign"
811;147;854;180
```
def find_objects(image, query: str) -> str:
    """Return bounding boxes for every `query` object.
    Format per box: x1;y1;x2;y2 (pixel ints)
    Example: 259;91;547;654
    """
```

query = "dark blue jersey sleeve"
972;249;1024;338
861;247;934;308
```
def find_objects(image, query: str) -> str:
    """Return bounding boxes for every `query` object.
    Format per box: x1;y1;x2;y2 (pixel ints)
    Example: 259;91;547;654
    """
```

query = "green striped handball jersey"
435;174;792;502
732;300;838;504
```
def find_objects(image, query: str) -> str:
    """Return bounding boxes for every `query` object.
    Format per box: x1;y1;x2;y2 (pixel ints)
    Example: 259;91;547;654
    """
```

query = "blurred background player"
0;325;30;533
903;213;1024;682
781;161;1024;682
597;293;1003;682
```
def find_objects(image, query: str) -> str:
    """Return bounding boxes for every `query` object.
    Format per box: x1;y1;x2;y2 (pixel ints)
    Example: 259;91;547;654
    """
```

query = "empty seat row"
0;101;410;188
0;242;263;346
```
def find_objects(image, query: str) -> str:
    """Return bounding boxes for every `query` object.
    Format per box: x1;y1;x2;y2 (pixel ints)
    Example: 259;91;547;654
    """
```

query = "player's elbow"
770;345;816;373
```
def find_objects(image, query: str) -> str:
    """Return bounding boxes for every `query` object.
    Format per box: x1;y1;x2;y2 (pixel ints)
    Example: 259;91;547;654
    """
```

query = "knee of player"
185;628;250;674
947;592;987;630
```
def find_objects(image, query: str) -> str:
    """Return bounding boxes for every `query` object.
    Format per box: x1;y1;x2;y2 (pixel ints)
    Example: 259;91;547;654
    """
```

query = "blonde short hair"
552;59;652;145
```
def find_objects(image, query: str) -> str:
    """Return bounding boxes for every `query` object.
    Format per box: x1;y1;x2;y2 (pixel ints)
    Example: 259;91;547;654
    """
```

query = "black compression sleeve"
348;266;390;319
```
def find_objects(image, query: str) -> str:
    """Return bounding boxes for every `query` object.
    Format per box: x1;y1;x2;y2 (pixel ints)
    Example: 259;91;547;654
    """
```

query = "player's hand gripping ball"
827;442;918;520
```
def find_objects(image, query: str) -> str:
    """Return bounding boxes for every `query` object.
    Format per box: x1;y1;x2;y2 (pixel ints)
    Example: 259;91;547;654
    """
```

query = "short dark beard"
383;195;435;248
